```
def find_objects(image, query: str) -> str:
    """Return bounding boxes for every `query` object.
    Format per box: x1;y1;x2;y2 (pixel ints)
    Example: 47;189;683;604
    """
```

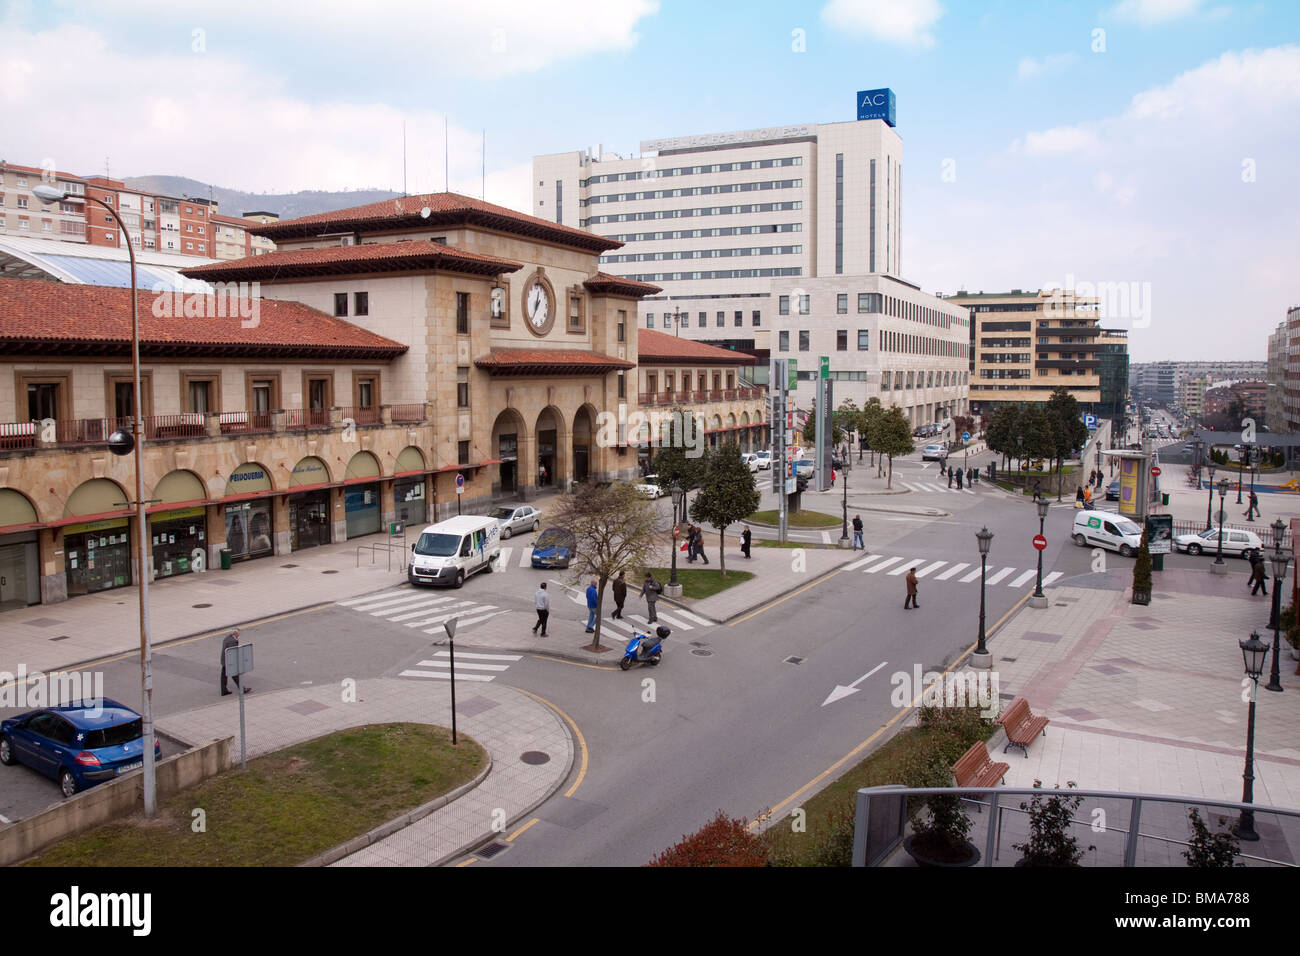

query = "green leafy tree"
1020;406;1056;488
1132;530;1152;602
1182;808;1243;867
984;404;1024;471
689;441;762;576
548;481;663;651
1045;388;1089;500
860;397;885;467
802;414;844;447
870;406;915;490
651;408;707;523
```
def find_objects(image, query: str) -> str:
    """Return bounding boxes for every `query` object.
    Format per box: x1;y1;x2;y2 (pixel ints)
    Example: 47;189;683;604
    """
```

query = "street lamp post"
1248;445;1257;520
34;182;157;817
1033;498;1050;604
1215;478;1229;568
1237;446;1245;505
1267;517;1286;632
670;481;683;588
671;307;685;338
1205;461;1216;532
1235;631;1269;842
973;527;994;668
839;464;849;548
1266;521;1289;693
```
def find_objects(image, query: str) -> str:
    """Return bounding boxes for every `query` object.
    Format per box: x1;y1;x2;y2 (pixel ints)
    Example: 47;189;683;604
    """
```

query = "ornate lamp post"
972;526;994;669
34;182;157;818
669;481;684;588
1032;498;1050;605
1214;478;1229;568
839;463;850;548
1267;518;1286;632
1205;460;1216;532
1237;446;1245;505
1266;521;1289;693
1235;631;1269;841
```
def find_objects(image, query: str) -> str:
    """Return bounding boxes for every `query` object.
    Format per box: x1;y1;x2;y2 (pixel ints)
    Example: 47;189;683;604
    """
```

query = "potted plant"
1281;603;1300;660
1014;780;1094;867
901;755;980;867
1182;808;1243;867
1131;532;1152;605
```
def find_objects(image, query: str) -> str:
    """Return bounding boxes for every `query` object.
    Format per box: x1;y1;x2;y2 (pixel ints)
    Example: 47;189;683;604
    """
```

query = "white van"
408;515;502;588
1072;510;1143;557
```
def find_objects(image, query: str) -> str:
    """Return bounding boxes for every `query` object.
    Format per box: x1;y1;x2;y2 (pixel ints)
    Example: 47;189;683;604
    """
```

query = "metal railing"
389;403;426;423
1170;517;1290;548
147;413;207;439
340;405;380;426
853;784;1300;868
218;411;273;434
284;408;330;430
0;421;36;450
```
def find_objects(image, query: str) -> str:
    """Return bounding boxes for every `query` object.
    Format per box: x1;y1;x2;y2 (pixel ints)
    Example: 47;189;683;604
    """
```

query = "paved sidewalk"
958;568;1300;812
157;677;572;866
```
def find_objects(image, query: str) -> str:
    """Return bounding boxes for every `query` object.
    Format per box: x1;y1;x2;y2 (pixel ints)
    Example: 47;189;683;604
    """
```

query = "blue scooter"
621;625;669;670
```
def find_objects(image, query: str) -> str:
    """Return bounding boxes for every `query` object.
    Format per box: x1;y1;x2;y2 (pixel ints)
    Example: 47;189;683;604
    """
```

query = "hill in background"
122;175;404;221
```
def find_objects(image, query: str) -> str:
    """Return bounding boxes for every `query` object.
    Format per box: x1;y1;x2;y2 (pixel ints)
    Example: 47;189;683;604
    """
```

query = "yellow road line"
513;688;589;798
506;817;540;842
751;588;1033;830
728;568;845;626
455;857;479;867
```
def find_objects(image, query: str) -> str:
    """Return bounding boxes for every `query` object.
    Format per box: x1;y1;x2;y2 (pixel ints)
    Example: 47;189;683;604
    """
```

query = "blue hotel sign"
856;88;896;127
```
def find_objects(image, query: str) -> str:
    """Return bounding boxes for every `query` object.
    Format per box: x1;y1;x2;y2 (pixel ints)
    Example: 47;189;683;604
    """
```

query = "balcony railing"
285;408;331;430
341;405;380;426
390;403;427;423
147;413;207;440
219;411;274;435
0;421;36;450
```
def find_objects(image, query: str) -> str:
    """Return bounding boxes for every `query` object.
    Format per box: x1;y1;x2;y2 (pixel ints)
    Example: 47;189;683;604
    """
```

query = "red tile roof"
583;272;663;297
248;191;622;254
180;240;521;281
636;328;755;364
0;278;406;359
474;347;634;376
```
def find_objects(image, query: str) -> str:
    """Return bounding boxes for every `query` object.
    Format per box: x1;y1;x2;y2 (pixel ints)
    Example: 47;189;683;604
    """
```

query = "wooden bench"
951;741;1009;811
998;697;1050;757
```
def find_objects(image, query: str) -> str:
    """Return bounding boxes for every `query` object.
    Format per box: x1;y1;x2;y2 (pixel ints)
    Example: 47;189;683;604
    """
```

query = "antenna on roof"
481;129;485;201
444;115;449;194
403;120;408;196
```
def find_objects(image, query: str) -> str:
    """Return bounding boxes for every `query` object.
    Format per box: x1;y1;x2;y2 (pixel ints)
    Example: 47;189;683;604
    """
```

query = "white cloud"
821;0;944;49
1018;125;1099;155
34;0;660;78
1105;0;1209;25
1017;52;1077;79
0;22;532;209
1125;45;1300;120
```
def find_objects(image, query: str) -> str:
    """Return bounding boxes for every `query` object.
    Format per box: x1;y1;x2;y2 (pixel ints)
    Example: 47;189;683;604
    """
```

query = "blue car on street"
0;699;161;798
530;527;576;569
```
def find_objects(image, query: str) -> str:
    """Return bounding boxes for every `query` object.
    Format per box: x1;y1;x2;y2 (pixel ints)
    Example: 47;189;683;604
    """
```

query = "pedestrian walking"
1249;551;1269;596
538;463;548;487
1244;491;1260;521
1075;486;1085;509
532;582;551;636
740;525;752;559
852;514;864;550
685;523;696;562
611;571;627;619
694;526;709;564
966;467;974;486
831;466;836;486
904;567;919;609
947;468;954;489
220;627;246;696
955;468;963;490
1083;485;1093;509
1033;479;1042;503
640;572;661;623
939;462;946;478
585;577;598;633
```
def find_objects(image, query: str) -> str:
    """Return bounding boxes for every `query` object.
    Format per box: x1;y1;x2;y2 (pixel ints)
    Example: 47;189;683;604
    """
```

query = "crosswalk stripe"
456;610;510;629
889;561;920;576
986;567;1016;586
430;651;521;661
914;561;947;578
668;607;714;626
345;592;429;611
1042;571;1063;586
405;601;480;627
959;567;984;583
1009;570;1037;588
845;553;883;570
935;562;970;580
654;611;693;630
601;617;636;635
865;556;902;573
399;670;495;682
821;531;832;544
380;597;457;619
414;606;493;629
520;548;534;567
499;547;513;567
415;660;511;672
903;481;924;492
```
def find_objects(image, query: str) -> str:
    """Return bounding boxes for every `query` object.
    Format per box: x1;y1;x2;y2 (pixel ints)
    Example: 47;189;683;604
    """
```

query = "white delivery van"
1072;510;1143;557
408;515;502;588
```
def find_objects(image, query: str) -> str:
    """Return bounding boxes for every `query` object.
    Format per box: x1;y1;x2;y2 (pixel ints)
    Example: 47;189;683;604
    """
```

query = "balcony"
637;386;764;407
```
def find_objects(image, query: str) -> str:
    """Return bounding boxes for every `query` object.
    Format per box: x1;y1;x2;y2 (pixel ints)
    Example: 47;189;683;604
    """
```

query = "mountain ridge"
121;175;405;221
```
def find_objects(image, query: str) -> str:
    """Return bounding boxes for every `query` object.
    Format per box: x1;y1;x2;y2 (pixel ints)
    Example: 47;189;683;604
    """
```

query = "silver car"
487;505;541;539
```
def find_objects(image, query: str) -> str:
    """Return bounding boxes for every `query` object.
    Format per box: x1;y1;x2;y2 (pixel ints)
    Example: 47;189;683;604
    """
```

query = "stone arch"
225;461;276;496
0;487;40;528
534;406;567;488
153;469;208;506
344;450;383;480
572;403;598;484
64;477;129;519
288;455;333;487
490;408;527;495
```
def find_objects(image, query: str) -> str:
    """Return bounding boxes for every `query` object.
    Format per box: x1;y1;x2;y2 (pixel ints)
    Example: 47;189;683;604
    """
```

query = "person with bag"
694;525;709;565
1075;486;1085;509
1249;550;1269;596
740;525;752;559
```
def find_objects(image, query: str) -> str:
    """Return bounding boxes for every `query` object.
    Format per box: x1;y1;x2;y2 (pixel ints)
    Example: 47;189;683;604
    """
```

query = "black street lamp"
1237;446;1245;505
976;526;994;657
1033;498;1050;601
1205;460;1216;532
1235;631;1269;841
1248;445;1257;520
669;481;684;589
1266;521;1289;694
1267;517;1286;632
671;307;685;337
840;464;849;545
1215;478;1229;567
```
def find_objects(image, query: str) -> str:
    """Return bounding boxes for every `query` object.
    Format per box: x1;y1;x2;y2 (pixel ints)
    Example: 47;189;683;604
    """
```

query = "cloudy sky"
2;0;1298;361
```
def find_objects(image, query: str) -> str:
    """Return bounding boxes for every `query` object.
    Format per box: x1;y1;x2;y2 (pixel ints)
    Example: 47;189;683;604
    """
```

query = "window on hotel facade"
858;330;870;350
457;368;470;408
356;377;376;410
779;331;789;351
837;330;847;351
334;293;348;317
646;313;654;328
188;380;213;413
456;292;470;334
716;311;724;327
617;371;626;399
837;294;848;314
779;295;789;315
752;310;761;326
458;440;470;465
354;292;369;316
799;330;809;351
697;311;706;327
799;294;810;315
734;310;742;327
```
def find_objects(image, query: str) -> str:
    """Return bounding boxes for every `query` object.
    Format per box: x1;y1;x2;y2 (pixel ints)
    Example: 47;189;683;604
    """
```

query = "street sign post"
455;472;464;515
1032;534;1047;551
443;617;458;745
962;431;971;442
1150;466;1162;478
224;643;254;769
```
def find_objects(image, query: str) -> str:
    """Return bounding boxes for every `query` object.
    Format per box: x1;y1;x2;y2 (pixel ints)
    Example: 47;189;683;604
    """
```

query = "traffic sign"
1150;466;1162;477
455;473;465;495
1032;534;1047;551
962;431;971;441
819;356;830;380
787;359;798;390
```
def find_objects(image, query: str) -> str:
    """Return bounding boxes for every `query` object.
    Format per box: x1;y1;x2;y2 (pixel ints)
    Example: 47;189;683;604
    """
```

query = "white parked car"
754;450;772;470
922;444;948;461
634;475;667;499
793;459;815;478
1174;527;1263;557
740;453;761;474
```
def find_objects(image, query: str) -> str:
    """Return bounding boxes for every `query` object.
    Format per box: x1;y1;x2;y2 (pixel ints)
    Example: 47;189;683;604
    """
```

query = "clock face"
526;282;550;327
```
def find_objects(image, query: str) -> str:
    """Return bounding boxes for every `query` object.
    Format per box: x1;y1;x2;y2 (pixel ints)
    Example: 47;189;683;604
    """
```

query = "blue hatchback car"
0;699;161;798
530;527;576;569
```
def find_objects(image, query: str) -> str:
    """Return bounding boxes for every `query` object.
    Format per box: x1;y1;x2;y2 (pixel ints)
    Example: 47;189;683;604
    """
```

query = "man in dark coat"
955;468;963;490
640;572;661;623
740;525;752;559
904;568;919;609
611;571;628;619
852;514;864;550
694;526;709;564
220;628;246;696
1249;551;1269;596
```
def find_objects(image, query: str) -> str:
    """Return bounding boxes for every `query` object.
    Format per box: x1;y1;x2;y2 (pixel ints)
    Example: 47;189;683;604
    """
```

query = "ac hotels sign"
856;88;897;127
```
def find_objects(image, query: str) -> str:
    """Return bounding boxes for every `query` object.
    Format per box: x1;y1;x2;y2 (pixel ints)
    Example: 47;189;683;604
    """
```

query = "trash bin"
220;549;232;570
1162;493;1170;506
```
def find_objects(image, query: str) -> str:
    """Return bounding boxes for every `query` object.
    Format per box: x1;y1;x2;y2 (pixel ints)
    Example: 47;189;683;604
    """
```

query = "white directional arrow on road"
822;660;888;707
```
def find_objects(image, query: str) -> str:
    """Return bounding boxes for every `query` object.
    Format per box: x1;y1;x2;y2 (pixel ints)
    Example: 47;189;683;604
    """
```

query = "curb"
300;754;496;867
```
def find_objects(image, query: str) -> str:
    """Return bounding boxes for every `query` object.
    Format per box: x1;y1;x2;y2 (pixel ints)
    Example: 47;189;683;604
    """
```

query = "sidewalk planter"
1131;533;1153;606
903;833;980;868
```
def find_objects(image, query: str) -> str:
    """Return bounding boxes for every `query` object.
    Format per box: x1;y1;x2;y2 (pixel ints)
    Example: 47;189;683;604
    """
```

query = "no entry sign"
1150;466;1162;477
1032;534;1047;551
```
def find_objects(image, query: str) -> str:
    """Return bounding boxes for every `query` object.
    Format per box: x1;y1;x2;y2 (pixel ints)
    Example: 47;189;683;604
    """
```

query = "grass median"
24;723;486;867
645;566;754;598
748;509;841;528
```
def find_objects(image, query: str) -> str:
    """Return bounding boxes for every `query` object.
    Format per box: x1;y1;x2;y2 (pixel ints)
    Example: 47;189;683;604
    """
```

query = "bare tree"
547;481;664;651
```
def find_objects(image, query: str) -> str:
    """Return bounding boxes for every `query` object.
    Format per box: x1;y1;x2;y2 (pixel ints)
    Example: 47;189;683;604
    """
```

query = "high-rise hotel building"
533;99;904;351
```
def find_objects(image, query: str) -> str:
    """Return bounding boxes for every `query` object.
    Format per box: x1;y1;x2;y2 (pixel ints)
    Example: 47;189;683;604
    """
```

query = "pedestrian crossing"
398;651;522;683
563;587;719;636
844;552;1064;590
337;591;510;636
897;479;995;496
